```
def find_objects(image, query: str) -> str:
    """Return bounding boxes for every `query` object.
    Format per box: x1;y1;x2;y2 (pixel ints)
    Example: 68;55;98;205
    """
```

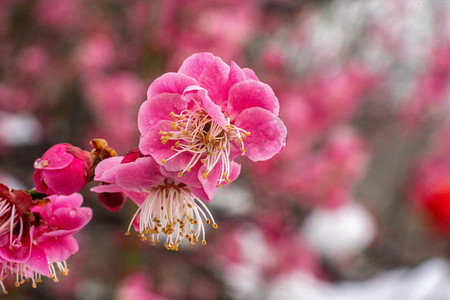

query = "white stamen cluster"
159;105;250;187
126;183;217;251
0;199;23;250
0;261;69;294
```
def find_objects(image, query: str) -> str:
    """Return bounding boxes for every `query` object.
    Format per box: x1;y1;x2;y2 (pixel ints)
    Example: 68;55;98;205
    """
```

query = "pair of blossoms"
1;52;286;292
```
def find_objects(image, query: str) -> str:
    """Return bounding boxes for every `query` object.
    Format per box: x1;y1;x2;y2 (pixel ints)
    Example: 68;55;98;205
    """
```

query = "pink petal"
124;190;148;206
188;186;210;203
198;162;241;201
93;156;123;182
178;53;230;108
161;162;203;189
228;80;280;120
40;235;79;263
26;246;49;276
182;86;227;129
47;193;84;210
91;183;124;194
139;121;191;171
0;227;34;263
234;107;287;161
242;68;259;81
41;207;92;238
228;61;247;85
39;159;87;195
38;144;74;170
138;93;187;135
146;72;198;99
115;157;166;190
178;52;216;80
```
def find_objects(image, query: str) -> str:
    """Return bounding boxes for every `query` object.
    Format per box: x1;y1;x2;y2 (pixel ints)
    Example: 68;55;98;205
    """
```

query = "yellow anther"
124;231;130;236
32;283;37;288
161;159;166;164
14;282;19;287
226;125;232;130
53;278;59;283
203;169;209;179
225;178;230;183
213;223;219;229
238;138;243;143
241;148;246;153
201;159;206;164
206;219;211;224
175;141;181;147
177;172;183;178
159;131;164;135
186;167;191;172
246;132;251;136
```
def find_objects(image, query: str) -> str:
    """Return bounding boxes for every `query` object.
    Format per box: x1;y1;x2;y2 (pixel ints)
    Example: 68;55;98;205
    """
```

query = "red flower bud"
33;143;93;195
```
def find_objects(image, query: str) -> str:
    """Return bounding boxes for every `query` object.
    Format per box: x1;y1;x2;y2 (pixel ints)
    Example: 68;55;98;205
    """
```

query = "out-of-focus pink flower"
33;143;94;196
159;0;260;67
75;33;116;75
251;126;367;207
115;272;166;300
0;186;92;292
35;0;83;32
92;151;220;251
16;45;48;77
83;72;145;153
139;52;286;193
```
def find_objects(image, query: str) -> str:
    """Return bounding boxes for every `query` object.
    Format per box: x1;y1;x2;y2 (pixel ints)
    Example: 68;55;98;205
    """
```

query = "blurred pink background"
1;0;450;299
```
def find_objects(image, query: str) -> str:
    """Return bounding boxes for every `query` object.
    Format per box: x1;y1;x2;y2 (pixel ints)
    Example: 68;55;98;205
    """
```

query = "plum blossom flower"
33;143;94;195
91;150;230;251
139;52;286;189
0;186;92;293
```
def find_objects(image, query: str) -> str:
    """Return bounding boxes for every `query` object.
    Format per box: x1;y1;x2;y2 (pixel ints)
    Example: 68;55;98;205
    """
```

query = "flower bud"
33;143;93;195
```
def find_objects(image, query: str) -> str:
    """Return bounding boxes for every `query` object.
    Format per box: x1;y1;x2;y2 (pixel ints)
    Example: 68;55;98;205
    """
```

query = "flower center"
126;184;217;251
159;107;250;186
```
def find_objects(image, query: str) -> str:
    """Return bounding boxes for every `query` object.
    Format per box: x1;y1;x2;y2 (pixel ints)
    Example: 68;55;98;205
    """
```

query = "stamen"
127;184;217;250
159;106;249;186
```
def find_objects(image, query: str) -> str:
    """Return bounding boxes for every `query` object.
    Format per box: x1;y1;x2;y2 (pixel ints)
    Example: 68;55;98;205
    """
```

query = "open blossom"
0;185;92;292
92;150;235;251
138;52;286;189
33;143;94;195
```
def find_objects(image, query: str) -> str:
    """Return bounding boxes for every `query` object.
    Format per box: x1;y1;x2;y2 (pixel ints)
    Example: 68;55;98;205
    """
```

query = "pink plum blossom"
116;272;166;300
138;52;286;191
33;143;94;196
0;185;92;292
91;151;226;251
